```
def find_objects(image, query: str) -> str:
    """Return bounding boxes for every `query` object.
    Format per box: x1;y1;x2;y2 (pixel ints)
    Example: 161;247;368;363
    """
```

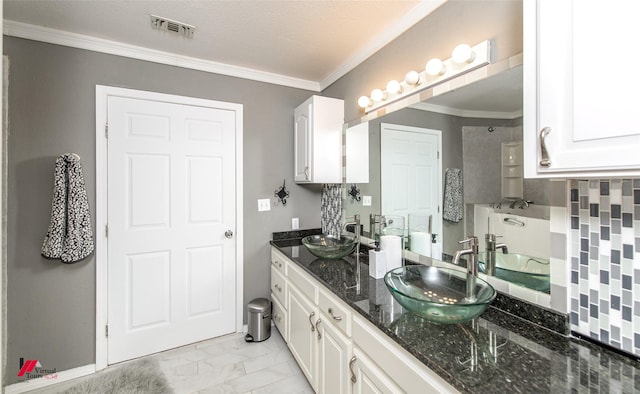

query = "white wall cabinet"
523;0;640;178
271;246;458;394
294;95;344;183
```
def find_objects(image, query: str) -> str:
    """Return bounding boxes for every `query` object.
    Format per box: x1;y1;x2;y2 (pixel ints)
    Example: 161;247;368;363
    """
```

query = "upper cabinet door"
294;96;344;184
524;0;640;178
294;103;312;182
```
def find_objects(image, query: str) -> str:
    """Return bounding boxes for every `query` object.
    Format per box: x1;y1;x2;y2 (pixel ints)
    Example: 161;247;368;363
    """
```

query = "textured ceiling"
4;0;446;85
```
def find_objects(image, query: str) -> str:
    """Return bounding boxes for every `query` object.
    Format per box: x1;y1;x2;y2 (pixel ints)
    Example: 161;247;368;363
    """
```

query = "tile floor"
32;328;313;393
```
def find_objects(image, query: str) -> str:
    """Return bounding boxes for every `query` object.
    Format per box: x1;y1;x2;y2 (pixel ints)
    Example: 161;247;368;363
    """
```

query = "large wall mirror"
344;55;554;297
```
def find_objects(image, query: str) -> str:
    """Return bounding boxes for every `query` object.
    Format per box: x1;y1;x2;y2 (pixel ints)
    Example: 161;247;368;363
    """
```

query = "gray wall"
3;37;320;383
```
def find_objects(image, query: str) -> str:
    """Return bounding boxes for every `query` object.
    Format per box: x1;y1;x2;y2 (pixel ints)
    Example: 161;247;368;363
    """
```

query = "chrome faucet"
343;214;361;253
343;214;362;294
485;234;508;276
369;214;386;238
453;236;479;302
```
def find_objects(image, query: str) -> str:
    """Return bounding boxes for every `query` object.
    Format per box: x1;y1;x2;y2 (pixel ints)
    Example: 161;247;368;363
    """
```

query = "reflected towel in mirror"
443;168;463;223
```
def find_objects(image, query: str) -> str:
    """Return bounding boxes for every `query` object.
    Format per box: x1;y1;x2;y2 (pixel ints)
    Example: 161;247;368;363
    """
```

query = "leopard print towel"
41;153;94;263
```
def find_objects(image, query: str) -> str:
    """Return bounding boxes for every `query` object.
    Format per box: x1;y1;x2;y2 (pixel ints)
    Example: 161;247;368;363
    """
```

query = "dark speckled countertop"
271;237;640;393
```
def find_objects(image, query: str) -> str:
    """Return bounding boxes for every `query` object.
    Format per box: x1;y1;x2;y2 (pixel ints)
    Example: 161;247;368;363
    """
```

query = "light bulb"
357;96;371;108
371;88;386;102
386;80;403;95
452;44;475;64
404;70;420;86
425;58;445;76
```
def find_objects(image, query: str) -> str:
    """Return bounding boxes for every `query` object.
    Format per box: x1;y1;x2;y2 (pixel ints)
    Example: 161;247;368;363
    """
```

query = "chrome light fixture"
358;40;491;112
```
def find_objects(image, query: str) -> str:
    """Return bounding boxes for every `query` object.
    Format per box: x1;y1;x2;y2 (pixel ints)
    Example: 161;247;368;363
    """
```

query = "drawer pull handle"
349;356;357;383
274;284;282;292
308;311;316;331
315;319;322;340
274;313;281;322
328;308;342;321
539;127;551;168
272;260;283;268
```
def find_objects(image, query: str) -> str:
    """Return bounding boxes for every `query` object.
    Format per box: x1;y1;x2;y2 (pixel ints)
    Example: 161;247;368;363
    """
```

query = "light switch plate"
258;198;271;212
363;195;372;206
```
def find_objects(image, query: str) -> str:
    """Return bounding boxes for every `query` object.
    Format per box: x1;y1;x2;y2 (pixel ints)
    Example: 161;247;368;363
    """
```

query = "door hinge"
438;205;441;213
437;151;440;159
105;225;108;237
105;123;108;138
105;324;109;338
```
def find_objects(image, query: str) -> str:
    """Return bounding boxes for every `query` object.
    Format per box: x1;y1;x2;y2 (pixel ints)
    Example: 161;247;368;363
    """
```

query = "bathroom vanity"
271;234;640;393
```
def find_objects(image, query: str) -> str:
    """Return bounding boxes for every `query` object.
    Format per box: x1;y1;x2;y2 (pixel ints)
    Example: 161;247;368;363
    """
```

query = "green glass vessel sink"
384;265;496;324
301;234;356;259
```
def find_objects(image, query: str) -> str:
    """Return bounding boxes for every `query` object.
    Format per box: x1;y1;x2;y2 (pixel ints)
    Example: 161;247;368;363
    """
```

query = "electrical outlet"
292;218;299;230
258;198;271;212
363;195;372;206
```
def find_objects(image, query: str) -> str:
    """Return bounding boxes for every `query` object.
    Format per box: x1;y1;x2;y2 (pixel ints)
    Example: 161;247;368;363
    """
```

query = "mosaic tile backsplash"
570;179;640;357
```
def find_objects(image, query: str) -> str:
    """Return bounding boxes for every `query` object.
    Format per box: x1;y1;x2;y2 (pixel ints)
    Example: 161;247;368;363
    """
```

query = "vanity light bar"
359;40;492;113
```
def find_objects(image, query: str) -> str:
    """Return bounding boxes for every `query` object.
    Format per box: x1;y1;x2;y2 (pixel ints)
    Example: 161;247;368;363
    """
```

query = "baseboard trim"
4;364;96;394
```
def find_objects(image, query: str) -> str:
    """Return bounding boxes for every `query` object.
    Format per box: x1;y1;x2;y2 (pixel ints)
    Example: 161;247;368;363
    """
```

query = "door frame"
94;85;243;370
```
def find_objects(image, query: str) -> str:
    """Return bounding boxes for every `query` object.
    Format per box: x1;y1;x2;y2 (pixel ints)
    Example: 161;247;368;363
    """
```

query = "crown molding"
411;101;523;119
319;0;447;90
3;20;321;92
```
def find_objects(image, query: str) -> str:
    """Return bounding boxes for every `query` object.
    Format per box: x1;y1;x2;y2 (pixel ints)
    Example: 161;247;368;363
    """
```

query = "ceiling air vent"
150;15;195;38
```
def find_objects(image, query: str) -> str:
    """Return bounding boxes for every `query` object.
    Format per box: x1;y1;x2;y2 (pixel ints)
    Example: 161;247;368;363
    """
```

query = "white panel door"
381;124;442;248
107;95;236;363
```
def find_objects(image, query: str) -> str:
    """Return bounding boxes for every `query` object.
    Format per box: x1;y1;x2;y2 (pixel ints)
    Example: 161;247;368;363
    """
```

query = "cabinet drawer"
271;293;287;342
271;248;287;276
319;288;351;336
271;267;287;306
287;262;318;303
352;315;458;394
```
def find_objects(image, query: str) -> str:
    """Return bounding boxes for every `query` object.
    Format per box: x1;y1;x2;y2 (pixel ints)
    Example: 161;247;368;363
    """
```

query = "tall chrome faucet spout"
453;236;479;302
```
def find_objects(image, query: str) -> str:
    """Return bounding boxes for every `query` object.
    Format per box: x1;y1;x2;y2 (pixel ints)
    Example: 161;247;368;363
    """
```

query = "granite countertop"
271;237;640;393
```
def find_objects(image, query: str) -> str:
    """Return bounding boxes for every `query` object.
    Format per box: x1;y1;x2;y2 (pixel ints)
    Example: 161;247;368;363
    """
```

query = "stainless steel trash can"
245;298;271;342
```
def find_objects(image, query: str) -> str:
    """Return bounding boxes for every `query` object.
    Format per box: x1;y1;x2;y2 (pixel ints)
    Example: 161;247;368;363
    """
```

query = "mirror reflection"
345;60;552;294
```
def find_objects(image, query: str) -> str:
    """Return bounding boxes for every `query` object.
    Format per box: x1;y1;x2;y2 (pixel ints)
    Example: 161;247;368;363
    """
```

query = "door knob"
225;230;234;239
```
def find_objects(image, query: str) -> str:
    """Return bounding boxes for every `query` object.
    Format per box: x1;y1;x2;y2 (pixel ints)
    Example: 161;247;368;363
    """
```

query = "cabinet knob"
539;127;552;168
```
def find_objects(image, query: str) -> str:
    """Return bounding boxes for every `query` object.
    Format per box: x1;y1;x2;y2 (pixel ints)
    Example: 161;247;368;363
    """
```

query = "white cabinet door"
318;316;352;394
294;95;344;183
294;102;311;182
352;347;402;394
524;0;640;177
287;283;319;390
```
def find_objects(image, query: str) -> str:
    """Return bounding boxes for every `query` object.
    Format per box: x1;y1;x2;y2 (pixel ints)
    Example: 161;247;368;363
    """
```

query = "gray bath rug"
61;359;173;393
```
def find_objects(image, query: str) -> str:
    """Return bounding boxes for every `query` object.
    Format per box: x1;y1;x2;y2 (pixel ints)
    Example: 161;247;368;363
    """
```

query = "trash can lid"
248;297;271;313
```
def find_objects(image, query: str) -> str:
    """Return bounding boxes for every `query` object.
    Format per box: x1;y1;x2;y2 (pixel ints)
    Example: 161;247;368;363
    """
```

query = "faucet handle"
458;236;479;247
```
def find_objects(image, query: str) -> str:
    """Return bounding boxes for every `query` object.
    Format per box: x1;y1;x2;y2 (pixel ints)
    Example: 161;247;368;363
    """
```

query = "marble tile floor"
31;328;313;394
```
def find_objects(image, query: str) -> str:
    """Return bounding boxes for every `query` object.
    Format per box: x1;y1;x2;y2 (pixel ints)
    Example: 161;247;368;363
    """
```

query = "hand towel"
443;168;463;223
42;153;94;263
